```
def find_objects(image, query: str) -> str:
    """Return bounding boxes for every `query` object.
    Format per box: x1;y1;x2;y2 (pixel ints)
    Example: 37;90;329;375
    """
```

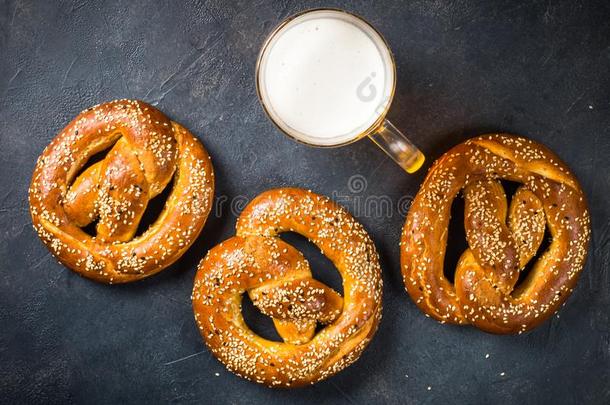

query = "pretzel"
401;134;591;334
29;100;214;283
192;188;382;387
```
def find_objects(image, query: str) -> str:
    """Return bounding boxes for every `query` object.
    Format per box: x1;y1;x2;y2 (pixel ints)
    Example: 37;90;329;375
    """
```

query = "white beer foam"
258;10;394;146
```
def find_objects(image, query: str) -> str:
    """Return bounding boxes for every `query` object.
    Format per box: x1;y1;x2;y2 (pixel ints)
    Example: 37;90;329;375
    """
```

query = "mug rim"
255;7;397;148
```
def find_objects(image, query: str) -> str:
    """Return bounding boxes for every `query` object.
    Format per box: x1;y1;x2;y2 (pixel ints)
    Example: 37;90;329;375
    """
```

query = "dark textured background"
1;0;609;404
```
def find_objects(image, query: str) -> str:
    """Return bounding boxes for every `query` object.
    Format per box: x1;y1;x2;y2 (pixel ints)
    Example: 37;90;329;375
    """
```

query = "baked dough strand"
29;99;215;283
401;134;590;334
192;188;383;387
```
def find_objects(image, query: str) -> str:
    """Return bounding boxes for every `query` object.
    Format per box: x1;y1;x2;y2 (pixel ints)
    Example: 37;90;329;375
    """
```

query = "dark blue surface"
0;1;608;404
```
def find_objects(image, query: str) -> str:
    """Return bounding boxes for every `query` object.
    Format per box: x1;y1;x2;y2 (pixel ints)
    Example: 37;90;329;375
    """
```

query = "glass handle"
368;119;425;173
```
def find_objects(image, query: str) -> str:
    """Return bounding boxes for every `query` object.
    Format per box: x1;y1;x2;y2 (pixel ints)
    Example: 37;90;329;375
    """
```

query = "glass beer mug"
256;8;425;173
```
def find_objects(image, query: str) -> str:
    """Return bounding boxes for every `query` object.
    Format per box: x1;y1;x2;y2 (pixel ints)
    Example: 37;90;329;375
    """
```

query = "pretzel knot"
29;100;214;283
402;134;591;334
192;188;382;387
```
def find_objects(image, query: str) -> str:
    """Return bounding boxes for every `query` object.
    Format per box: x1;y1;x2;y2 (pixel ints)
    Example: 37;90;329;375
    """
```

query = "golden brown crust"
192;188;382;387
401;134;591;334
29;99;215;283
